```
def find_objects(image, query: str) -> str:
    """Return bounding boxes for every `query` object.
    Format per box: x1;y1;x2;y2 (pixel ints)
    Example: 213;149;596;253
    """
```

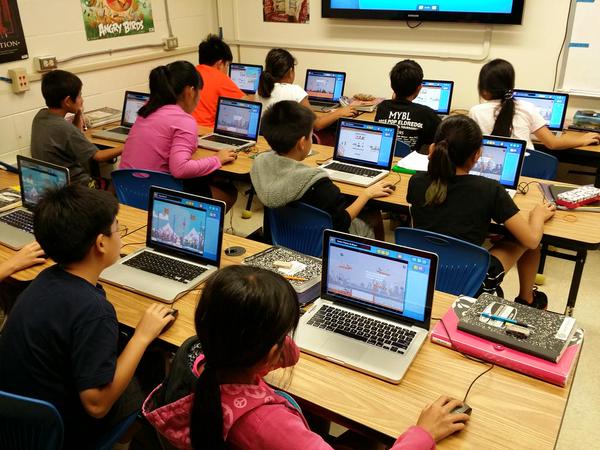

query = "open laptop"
470;135;527;198
100;187;225;303
513;89;569;135
304;69;346;112
0;156;70;250
321;119;397;187
295;230;437;384
198;97;262;152
414;80;454;116
229;63;263;94
92;91;150;142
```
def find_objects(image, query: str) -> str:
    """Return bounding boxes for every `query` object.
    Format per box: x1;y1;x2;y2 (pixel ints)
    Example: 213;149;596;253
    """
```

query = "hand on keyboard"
217;149;238;165
364;179;396;199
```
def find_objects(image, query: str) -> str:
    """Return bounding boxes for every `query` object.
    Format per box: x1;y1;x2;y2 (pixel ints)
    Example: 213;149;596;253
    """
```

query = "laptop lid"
213;97;262;141
146;187;225;267
333;119;397;170
471;136;527;190
304;69;346;103
229;63;263;94
17;156;70;210
321;230;437;330
513;89;569;131
120;91;150;128
414;80;454;115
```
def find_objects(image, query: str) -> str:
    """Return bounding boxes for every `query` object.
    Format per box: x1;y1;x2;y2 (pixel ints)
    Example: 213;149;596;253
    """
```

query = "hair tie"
503;89;514;100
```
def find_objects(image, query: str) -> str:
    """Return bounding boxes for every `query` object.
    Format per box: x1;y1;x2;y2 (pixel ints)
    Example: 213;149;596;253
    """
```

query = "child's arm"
533;126;600;150
0;242;46;281
345;180;394;220
92;146;123;162
504;203;556;249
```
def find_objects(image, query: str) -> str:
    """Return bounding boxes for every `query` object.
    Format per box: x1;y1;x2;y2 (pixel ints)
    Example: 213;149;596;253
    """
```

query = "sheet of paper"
278;261;306;276
396;151;429;171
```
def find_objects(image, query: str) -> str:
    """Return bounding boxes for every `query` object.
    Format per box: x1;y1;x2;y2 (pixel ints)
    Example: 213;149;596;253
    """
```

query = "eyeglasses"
109;223;129;238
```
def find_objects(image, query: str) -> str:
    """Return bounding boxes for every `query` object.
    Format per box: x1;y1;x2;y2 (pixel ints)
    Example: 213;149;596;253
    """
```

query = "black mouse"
451;403;472;417
384;183;396;191
161;309;178;334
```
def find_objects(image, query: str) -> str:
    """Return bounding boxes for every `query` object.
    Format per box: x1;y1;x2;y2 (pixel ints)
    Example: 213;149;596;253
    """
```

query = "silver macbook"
0;156;70;250
100;187;225;303
229;63;263;94
295;230;438;384
321;119;397;187
304;69;346;112
198;97;262;152
414;79;454;116
92;91;149;142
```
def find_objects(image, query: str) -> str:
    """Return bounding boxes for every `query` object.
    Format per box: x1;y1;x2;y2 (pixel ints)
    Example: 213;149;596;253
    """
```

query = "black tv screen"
322;1;525;25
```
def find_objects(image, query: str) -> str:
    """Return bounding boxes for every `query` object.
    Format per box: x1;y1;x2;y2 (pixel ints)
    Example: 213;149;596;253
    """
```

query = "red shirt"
192;64;244;127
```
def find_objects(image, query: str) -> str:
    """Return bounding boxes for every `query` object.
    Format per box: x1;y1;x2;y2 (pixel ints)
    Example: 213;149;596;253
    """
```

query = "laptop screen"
305;69;346;102
414;80;454;115
471;136;526;190
147;188;225;265
214;97;262;140
333;119;397;170
121;91;150;127
229;63;263;94
17;156;69;210
513;89;569;131
322;230;437;328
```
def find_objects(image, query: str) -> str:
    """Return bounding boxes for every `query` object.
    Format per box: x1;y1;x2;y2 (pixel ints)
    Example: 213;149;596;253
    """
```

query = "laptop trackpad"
321;333;368;364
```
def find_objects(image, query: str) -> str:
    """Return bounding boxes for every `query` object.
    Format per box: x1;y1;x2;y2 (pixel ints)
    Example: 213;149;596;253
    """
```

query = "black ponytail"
190;365;226;450
257;48;296;98
478;59;516;137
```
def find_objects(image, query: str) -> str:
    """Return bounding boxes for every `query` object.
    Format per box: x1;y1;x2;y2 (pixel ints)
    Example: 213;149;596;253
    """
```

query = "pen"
480;313;531;328
283;275;307;281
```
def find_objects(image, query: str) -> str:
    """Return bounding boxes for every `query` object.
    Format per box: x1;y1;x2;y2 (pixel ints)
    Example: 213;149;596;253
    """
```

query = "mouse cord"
122;224;147;238
120;241;146;249
394;173;402;186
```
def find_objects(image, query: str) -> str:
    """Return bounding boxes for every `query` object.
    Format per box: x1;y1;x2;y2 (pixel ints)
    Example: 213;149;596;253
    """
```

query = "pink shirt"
120;104;221;179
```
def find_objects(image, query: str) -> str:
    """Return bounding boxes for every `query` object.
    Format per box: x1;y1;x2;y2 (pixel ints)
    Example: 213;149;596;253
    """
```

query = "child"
0;185;175;449
375;59;441;154
191;34;246;127
407;115;556;308
469;59;600;150
120;60;238;210
31;70;122;187
250;101;392;239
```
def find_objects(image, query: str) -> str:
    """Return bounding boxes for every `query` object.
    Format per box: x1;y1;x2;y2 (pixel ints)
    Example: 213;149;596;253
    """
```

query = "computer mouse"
383;183;396;191
161;309;178;334
451;403;472;417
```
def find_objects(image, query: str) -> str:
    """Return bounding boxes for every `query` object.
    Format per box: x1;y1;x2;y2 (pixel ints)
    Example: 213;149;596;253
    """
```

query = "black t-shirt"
375;99;441;153
407;172;520;246
299;177;351;232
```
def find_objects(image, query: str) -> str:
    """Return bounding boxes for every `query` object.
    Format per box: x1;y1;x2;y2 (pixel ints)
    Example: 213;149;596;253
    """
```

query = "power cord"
553;0;574;90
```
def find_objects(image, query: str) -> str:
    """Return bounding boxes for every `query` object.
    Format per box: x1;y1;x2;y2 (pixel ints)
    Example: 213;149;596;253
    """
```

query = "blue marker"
480;313;531;328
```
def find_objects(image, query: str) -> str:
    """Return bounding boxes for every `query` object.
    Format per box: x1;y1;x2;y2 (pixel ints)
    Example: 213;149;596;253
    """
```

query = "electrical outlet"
33;56;58;72
162;36;179;51
8;68;29;93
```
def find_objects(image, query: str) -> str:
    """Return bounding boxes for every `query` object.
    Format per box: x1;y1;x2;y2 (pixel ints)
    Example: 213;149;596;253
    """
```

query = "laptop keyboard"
325;162;382;178
110;127;130;135
311;100;337;107
123;251;207;284
0;210;34;233
307;305;416;353
203;135;248;146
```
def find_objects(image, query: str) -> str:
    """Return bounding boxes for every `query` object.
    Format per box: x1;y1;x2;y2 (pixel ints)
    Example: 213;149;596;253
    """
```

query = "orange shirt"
192;64;244;127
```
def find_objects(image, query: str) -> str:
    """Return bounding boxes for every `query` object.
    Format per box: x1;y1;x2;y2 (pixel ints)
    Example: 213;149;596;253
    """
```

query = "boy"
375;60;441;154
31;70;122;187
0;185;174;448
191;34;246;127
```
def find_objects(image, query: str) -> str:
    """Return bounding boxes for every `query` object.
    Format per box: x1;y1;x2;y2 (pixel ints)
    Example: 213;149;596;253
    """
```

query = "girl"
469;59;600;150
407;115;556;309
120;60;238;210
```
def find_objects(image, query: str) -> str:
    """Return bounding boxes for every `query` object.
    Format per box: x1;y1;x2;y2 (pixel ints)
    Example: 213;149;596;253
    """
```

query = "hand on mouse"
133;304;176;344
217;149;238;165
416;396;471;442
363;179;396;199
581;132;600;146
0;241;46;280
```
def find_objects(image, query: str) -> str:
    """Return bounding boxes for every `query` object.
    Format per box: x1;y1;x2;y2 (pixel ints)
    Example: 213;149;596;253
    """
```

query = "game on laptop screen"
324;234;434;323
335;120;396;169
305;70;345;102
122;92;150;126
19;158;68;208
513;90;569;131
470;137;525;188
414;80;454;114
149;190;223;264
229;63;263;94
215;98;261;140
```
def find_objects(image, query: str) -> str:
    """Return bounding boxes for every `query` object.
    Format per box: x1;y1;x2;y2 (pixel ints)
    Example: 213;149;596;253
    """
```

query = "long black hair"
189;266;300;449
425;115;483;205
257;48;296;98
138;60;202;118
477;58;515;137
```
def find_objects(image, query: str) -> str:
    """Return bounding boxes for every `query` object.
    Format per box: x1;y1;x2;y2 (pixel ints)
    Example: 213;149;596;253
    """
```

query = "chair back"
394;228;490;297
266;202;333;257
111;169;184;210
521;149;559;180
394;140;411;158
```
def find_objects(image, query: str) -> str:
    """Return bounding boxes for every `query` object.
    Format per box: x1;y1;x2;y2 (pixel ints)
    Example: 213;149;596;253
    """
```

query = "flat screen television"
322;1;525;25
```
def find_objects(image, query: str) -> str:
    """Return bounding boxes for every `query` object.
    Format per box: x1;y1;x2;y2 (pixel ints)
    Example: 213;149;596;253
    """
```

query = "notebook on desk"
100;187;225;303
513;89;569;134
229;63;263;94
304;69;346;112
414;79;454;116
92;91;150;142
295;230;437;384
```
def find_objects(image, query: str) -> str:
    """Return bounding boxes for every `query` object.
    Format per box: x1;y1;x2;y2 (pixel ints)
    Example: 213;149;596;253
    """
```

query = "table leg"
538;243;549;274
565;250;587;317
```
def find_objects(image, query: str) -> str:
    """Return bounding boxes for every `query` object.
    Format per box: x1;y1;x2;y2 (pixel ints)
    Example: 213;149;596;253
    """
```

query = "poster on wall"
80;0;155;41
0;0;29;64
263;0;310;23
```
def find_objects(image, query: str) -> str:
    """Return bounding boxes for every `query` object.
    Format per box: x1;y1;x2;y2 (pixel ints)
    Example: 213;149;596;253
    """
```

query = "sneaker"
515;287;548;310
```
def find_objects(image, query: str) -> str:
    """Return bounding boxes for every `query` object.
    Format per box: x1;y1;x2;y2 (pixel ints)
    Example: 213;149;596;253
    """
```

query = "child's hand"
217;150;238;165
335;106;359;118
364;180;395;199
0;242;46;278
134;304;175;345
581;132;600;146
533;203;556;222
416;396;470;442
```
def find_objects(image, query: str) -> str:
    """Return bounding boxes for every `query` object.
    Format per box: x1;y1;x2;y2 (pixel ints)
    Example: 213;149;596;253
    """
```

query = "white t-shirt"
469;99;547;149
258;83;308;113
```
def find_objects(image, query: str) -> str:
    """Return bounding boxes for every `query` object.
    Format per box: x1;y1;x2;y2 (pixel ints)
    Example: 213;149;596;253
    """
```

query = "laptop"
100;187;225;303
92;91;150;142
321;119;397;187
0;156;70;250
513;89;569;134
295;230;438;384
198;97;262;152
470;135;527;198
304;69;346;112
414;80;454;116
229;63;263;94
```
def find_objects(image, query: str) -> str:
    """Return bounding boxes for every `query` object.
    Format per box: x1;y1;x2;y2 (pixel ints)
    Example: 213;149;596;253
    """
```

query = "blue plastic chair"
95;411;139;450
111;169;184;210
394;228;490;297
521;149;559;180
394;140;411;158
266;202;333;257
